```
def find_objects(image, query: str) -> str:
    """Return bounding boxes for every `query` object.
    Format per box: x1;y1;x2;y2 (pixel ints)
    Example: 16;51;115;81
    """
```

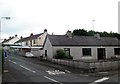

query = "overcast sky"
0;0;119;39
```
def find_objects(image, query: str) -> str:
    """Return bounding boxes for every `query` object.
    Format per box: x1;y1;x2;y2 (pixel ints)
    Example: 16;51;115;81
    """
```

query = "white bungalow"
43;31;120;60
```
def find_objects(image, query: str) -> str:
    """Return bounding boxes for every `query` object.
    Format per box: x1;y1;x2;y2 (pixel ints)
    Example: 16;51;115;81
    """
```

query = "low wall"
90;60;120;71
48;58;90;70
47;58;120;72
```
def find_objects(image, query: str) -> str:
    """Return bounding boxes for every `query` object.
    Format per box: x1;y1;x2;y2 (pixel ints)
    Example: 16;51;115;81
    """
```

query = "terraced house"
14;29;48;57
2;34;19;49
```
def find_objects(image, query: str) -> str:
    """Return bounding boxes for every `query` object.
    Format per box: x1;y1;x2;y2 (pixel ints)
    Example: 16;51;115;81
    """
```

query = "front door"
45;50;47;57
97;48;106;60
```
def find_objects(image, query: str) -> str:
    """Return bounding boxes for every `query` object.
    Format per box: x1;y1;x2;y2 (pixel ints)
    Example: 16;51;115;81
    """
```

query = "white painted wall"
106;47;114;58
53;46;82;60
4;37;19;44
43;37;53;58
46;45;119;60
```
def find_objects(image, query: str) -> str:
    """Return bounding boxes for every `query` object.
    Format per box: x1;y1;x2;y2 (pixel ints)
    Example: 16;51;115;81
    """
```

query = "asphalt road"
2;53;120;84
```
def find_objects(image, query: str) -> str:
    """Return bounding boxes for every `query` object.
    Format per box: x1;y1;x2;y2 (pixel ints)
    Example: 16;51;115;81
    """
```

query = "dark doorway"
97;48;106;60
45;50;47;57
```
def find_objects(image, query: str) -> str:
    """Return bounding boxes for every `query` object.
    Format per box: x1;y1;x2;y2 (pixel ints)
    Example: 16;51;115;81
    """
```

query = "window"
114;48;120;55
26;41;28;45
82;48;91;56
30;40;32;46
64;48;70;56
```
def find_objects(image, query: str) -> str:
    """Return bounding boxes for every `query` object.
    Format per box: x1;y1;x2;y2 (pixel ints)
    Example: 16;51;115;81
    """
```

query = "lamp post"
92;20;95;35
0;17;10;83
0;17;11;46
92;20;95;31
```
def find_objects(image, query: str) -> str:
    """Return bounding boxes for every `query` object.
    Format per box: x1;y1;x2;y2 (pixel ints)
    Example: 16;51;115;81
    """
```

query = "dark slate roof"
15;33;43;43
2;37;14;43
48;35;120;46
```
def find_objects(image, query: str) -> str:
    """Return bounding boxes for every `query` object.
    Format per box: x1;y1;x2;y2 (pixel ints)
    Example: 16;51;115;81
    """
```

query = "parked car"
25;52;34;58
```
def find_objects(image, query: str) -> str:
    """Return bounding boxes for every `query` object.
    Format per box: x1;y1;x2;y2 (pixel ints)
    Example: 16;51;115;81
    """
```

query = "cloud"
0;0;119;39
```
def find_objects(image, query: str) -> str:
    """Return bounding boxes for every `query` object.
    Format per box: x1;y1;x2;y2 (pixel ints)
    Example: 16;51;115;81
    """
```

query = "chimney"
94;33;100;39
30;33;33;36
52;32;54;35
20;36;23;39
66;30;73;38
15;34;17;37
4;38;6;41
44;29;47;32
9;36;11;39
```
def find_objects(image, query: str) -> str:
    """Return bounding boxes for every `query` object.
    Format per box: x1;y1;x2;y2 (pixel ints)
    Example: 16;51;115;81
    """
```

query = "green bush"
54;49;73;59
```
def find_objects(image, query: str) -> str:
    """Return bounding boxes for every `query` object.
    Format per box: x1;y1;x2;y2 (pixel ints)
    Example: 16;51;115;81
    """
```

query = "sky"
0;0;119;40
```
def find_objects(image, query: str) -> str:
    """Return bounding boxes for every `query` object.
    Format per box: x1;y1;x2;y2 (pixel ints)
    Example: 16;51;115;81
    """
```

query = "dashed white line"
90;77;109;84
8;60;17;64
80;74;88;77
19;65;36;73
44;76;62;84
65;70;71;73
94;77;109;83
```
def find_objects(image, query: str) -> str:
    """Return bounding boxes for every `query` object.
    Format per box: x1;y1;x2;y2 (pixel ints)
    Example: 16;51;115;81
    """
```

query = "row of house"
2;34;19;48
2;29;120;61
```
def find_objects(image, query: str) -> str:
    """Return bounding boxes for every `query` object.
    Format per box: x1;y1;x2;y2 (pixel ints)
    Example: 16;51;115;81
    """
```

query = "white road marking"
4;70;9;73
90;77;109;84
94;77;109;83
99;72;108;74
19;65;36;73
80;74;88;77
44;76;62;84
65;70;71;73
8;60;17;64
46;70;65;75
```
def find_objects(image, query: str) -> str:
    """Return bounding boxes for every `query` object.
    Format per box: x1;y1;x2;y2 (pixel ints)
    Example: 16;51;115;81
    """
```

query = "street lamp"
92;20;95;35
92;20;95;31
0;17;11;45
0;17;10;83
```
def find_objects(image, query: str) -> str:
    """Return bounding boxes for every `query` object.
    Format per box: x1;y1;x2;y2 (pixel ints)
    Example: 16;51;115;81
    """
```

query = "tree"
73;29;88;36
72;28;120;39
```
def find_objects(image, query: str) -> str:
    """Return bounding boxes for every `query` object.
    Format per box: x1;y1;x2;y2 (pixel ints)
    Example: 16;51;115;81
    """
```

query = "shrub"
54;49;65;59
54;49;73;59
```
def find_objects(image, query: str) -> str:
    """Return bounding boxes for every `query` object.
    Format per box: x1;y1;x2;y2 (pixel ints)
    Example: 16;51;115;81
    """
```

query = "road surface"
3;53;120;84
